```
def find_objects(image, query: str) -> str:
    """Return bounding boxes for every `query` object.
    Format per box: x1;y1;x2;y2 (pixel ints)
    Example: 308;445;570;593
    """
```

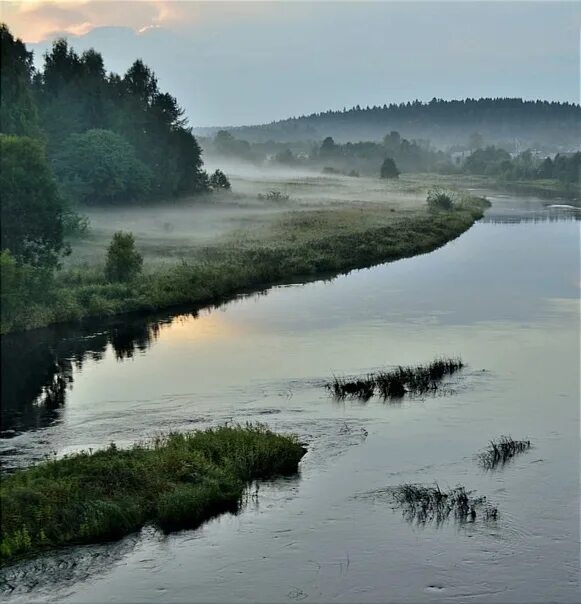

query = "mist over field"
1;3;580;603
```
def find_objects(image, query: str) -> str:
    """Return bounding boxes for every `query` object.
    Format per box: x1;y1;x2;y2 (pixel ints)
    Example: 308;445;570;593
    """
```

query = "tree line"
219;97;581;149
202;129;448;175
459;146;580;188
0;23;228;328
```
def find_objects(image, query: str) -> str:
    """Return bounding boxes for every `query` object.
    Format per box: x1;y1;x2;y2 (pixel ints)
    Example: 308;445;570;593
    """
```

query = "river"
1;193;579;603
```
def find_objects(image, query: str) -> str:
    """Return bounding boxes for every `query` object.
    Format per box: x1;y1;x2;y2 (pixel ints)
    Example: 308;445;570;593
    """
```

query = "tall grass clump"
257;190;290;202
389;483;498;525
478;436;531;469
427;188;455;211
0;424;306;565
328;357;464;400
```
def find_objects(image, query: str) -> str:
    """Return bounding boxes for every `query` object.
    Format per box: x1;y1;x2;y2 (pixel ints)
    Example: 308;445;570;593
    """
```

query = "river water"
1;194;579;602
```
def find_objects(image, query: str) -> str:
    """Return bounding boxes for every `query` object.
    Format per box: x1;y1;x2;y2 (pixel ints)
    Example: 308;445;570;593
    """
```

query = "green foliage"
462;146;580;188
209;169;231;191
0;24;40;137
1;196;488;333
105;232;143;283
0;27;211;202
0;250;54;330
463;146;512;175
427;188;455;211
53;129;152;204
0;134;66;267
0;425;306;563
62;209;90;238
380;157;400;179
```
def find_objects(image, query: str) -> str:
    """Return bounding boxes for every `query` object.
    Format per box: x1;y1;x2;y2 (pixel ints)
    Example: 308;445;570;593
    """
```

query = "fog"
67;161;425;269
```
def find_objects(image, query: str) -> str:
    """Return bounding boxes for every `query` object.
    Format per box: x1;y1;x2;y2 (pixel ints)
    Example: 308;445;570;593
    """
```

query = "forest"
201;128;580;191
200;98;581;150
0;24;228;330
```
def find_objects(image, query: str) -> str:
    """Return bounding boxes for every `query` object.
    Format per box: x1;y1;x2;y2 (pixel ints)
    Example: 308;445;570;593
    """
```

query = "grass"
0;424;306;566
389;483;498;525
328;357;464;400
1;189;489;334
478;436;532;469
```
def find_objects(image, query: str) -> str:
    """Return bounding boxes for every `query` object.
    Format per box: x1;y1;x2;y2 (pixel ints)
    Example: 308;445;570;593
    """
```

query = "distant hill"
194;98;580;151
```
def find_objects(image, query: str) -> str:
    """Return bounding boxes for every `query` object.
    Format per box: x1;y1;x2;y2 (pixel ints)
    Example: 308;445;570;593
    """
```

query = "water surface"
1;195;579;603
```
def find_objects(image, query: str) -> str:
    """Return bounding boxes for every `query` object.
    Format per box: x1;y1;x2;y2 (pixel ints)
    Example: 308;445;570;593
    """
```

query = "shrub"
0;250;54;329
257;190;290;202
380;157;400;179
427;188;455;211
209;169;231;191
105;232;143;283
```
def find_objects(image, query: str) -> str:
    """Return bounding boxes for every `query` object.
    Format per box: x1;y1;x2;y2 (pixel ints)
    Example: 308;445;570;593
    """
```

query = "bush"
209;169;231;191
257;190;290;202
380;157;400;179
0;250;54;329
105;232;143;283
427;188;455;211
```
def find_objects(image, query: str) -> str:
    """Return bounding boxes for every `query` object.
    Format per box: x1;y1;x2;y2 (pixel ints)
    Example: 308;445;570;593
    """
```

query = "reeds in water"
328;357;464;400
478;436;531;469
389;483;498;525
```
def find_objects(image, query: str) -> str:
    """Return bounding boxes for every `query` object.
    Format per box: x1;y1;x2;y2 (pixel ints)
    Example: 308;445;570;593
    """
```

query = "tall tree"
380;157;400;179
0;24;40;137
0;135;65;267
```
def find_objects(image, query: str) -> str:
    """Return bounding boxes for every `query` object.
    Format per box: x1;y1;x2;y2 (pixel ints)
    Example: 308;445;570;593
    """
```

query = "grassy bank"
1;191;489;334
412;172;579;202
0;425;306;565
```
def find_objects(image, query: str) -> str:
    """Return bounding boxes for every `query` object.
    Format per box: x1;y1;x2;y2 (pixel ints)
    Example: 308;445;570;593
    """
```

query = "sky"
1;1;580;127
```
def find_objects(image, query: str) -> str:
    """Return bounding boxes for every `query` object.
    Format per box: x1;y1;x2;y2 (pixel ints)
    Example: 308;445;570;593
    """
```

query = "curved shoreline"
1;198;489;335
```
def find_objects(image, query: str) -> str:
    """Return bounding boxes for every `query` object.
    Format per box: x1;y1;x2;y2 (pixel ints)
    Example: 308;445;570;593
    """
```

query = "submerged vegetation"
328;357;464;400
478;436;532;469
0;425;306;565
388;483;498;525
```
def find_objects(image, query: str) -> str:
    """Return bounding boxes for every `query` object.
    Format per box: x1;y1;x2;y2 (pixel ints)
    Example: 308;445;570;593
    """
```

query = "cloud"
2;0;169;42
2;1;302;43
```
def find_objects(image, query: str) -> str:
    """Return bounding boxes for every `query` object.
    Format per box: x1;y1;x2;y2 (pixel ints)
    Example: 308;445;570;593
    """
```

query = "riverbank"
1;177;489;334
416;172;579;202
0;425;306;565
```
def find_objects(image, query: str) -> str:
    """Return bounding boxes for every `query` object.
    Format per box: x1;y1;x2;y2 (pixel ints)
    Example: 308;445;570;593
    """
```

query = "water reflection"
0;315;169;436
0;288;272;439
481;211;580;224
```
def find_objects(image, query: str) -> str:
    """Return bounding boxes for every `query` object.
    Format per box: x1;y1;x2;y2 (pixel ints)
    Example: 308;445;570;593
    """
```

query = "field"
2;170;489;333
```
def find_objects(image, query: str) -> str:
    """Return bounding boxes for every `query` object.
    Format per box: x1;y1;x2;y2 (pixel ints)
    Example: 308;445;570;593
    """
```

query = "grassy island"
0;425;306;565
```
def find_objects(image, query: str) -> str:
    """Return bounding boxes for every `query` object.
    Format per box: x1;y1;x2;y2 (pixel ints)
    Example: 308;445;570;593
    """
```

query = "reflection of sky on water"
1;196;579;604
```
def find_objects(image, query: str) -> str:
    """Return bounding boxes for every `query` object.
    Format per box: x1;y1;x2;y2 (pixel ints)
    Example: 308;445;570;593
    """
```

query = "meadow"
2;171;489;333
